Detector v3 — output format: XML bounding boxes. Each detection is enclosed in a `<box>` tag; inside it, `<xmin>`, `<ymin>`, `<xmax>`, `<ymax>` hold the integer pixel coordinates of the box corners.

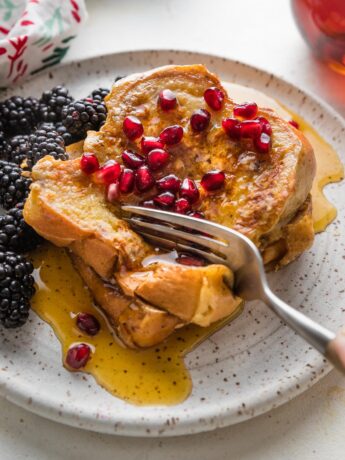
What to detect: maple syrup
<box><xmin>292</xmin><ymin>0</ymin><xmax>345</xmax><ymax>75</ymax></box>
<box><xmin>31</xmin><ymin>82</ymin><xmax>343</xmax><ymax>405</ymax></box>
<box><xmin>31</xmin><ymin>244</ymin><xmax>242</xmax><ymax>405</ymax></box>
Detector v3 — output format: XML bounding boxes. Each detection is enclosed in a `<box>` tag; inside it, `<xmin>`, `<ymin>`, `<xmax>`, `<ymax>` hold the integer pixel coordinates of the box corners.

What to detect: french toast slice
<box><xmin>24</xmin><ymin>64</ymin><xmax>316</xmax><ymax>347</ymax></box>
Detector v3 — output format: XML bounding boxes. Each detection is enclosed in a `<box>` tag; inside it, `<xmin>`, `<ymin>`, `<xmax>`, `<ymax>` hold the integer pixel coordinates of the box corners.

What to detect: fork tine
<box><xmin>122</xmin><ymin>205</ymin><xmax>234</xmax><ymax>240</ymax></box>
<box><xmin>137</xmin><ymin>232</ymin><xmax>227</xmax><ymax>265</ymax></box>
<box><xmin>124</xmin><ymin>217</ymin><xmax>228</xmax><ymax>255</ymax></box>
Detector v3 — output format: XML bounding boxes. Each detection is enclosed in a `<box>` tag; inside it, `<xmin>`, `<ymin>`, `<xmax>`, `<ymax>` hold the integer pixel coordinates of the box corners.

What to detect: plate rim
<box><xmin>0</xmin><ymin>48</ymin><xmax>344</xmax><ymax>437</ymax></box>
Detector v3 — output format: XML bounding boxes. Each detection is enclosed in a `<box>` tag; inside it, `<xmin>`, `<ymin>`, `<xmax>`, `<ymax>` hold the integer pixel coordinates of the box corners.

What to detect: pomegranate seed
<box><xmin>174</xmin><ymin>197</ymin><xmax>191</xmax><ymax>214</ymax></box>
<box><xmin>222</xmin><ymin>117</ymin><xmax>241</xmax><ymax>140</ymax></box>
<box><xmin>122</xmin><ymin>150</ymin><xmax>145</xmax><ymax>169</ymax></box>
<box><xmin>190</xmin><ymin>109</ymin><xmax>211</xmax><ymax>132</ymax></box>
<box><xmin>204</xmin><ymin>87</ymin><xmax>225</xmax><ymax>111</ymax></box>
<box><xmin>141</xmin><ymin>136</ymin><xmax>165</xmax><ymax>154</ymax></box>
<box><xmin>80</xmin><ymin>153</ymin><xmax>99</xmax><ymax>175</ymax></box>
<box><xmin>147</xmin><ymin>148</ymin><xmax>170</xmax><ymax>171</ymax></box>
<box><xmin>157</xmin><ymin>174</ymin><xmax>181</xmax><ymax>193</ymax></box>
<box><xmin>234</xmin><ymin>102</ymin><xmax>258</xmax><ymax>119</ymax></box>
<box><xmin>135</xmin><ymin>166</ymin><xmax>155</xmax><ymax>192</ymax></box>
<box><xmin>180</xmin><ymin>178</ymin><xmax>200</xmax><ymax>204</ymax></box>
<box><xmin>240</xmin><ymin>120</ymin><xmax>262</xmax><ymax>139</ymax></box>
<box><xmin>123</xmin><ymin>115</ymin><xmax>144</xmax><ymax>140</ymax></box>
<box><xmin>153</xmin><ymin>192</ymin><xmax>175</xmax><ymax>208</ymax></box>
<box><xmin>255</xmin><ymin>132</ymin><xmax>271</xmax><ymax>153</ymax></box>
<box><xmin>120</xmin><ymin>168</ymin><xmax>135</xmax><ymax>193</ymax></box>
<box><xmin>159</xmin><ymin>125</ymin><xmax>183</xmax><ymax>145</ymax></box>
<box><xmin>94</xmin><ymin>160</ymin><xmax>121</xmax><ymax>184</ymax></box>
<box><xmin>201</xmin><ymin>170</ymin><xmax>225</xmax><ymax>191</ymax></box>
<box><xmin>257</xmin><ymin>116</ymin><xmax>272</xmax><ymax>136</ymax></box>
<box><xmin>158</xmin><ymin>89</ymin><xmax>177</xmax><ymax>111</ymax></box>
<box><xmin>106</xmin><ymin>181</ymin><xmax>120</xmax><ymax>203</ymax></box>
<box><xmin>289</xmin><ymin>119</ymin><xmax>299</xmax><ymax>129</ymax></box>
<box><xmin>66</xmin><ymin>343</ymin><xmax>91</xmax><ymax>369</ymax></box>
<box><xmin>76</xmin><ymin>313</ymin><xmax>100</xmax><ymax>336</ymax></box>
<box><xmin>176</xmin><ymin>253</ymin><xmax>206</xmax><ymax>267</ymax></box>
<box><xmin>141</xmin><ymin>199</ymin><xmax>157</xmax><ymax>208</ymax></box>
<box><xmin>188</xmin><ymin>210</ymin><xmax>205</xmax><ymax>219</ymax></box>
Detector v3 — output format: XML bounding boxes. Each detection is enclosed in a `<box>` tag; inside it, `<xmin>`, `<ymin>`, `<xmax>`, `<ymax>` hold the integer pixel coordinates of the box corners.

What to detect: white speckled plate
<box><xmin>0</xmin><ymin>50</ymin><xmax>344</xmax><ymax>437</ymax></box>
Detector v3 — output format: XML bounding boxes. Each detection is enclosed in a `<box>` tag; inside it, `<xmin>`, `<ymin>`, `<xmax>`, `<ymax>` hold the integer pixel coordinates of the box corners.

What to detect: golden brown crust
<box><xmin>24</xmin><ymin>156</ymin><xmax>150</xmax><ymax>273</ymax></box>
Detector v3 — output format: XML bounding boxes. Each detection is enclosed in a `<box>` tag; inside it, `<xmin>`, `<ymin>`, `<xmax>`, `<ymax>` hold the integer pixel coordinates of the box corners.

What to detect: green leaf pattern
<box><xmin>0</xmin><ymin>0</ymin><xmax>22</xmax><ymax>23</ymax></box>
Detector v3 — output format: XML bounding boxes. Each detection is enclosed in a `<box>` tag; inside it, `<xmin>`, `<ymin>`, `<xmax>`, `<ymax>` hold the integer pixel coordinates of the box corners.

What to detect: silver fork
<box><xmin>122</xmin><ymin>205</ymin><xmax>345</xmax><ymax>374</ymax></box>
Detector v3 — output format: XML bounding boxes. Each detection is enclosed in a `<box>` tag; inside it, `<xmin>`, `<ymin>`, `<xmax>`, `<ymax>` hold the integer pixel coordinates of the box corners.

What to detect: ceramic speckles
<box><xmin>0</xmin><ymin>50</ymin><xmax>344</xmax><ymax>437</ymax></box>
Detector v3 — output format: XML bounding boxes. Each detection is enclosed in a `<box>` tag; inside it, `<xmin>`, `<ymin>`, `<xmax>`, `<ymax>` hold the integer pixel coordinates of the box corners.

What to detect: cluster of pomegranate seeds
<box><xmin>176</xmin><ymin>253</ymin><xmax>207</xmax><ymax>267</ymax></box>
<box><xmin>123</xmin><ymin>115</ymin><xmax>144</xmax><ymax>140</ymax></box>
<box><xmin>204</xmin><ymin>87</ymin><xmax>225</xmax><ymax>111</ymax></box>
<box><xmin>180</xmin><ymin>178</ymin><xmax>200</xmax><ymax>204</ymax></box>
<box><xmin>66</xmin><ymin>343</ymin><xmax>91</xmax><ymax>370</ymax></box>
<box><xmin>200</xmin><ymin>170</ymin><xmax>225</xmax><ymax>191</ymax></box>
<box><xmin>76</xmin><ymin>313</ymin><xmax>100</xmax><ymax>336</ymax></box>
<box><xmin>80</xmin><ymin>153</ymin><xmax>100</xmax><ymax>175</ymax></box>
<box><xmin>159</xmin><ymin>125</ymin><xmax>184</xmax><ymax>145</ymax></box>
<box><xmin>122</xmin><ymin>150</ymin><xmax>145</xmax><ymax>169</ymax></box>
<box><xmin>233</xmin><ymin>102</ymin><xmax>258</xmax><ymax>119</ymax></box>
<box><xmin>135</xmin><ymin>165</ymin><xmax>155</xmax><ymax>192</ymax></box>
<box><xmin>157</xmin><ymin>174</ymin><xmax>181</xmax><ymax>193</ymax></box>
<box><xmin>222</xmin><ymin>104</ymin><xmax>273</xmax><ymax>154</ymax></box>
<box><xmin>82</xmin><ymin>89</ymin><xmax>231</xmax><ymax>210</ymax></box>
<box><xmin>158</xmin><ymin>89</ymin><xmax>177</xmax><ymax>111</ymax></box>
<box><xmin>190</xmin><ymin>109</ymin><xmax>211</xmax><ymax>132</ymax></box>
<box><xmin>141</xmin><ymin>136</ymin><xmax>165</xmax><ymax>154</ymax></box>
<box><xmin>119</xmin><ymin>168</ymin><xmax>135</xmax><ymax>193</ymax></box>
<box><xmin>147</xmin><ymin>149</ymin><xmax>170</xmax><ymax>171</ymax></box>
<box><xmin>94</xmin><ymin>160</ymin><xmax>121</xmax><ymax>185</ymax></box>
<box><xmin>289</xmin><ymin>119</ymin><xmax>300</xmax><ymax>129</ymax></box>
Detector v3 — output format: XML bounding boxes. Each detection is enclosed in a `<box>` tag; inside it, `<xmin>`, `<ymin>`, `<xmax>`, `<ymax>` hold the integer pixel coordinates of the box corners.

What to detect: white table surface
<box><xmin>1</xmin><ymin>0</ymin><xmax>345</xmax><ymax>458</ymax></box>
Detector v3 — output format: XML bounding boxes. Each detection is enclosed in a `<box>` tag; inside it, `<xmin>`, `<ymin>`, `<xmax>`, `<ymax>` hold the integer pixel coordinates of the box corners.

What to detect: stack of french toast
<box><xmin>23</xmin><ymin>64</ymin><xmax>316</xmax><ymax>348</ymax></box>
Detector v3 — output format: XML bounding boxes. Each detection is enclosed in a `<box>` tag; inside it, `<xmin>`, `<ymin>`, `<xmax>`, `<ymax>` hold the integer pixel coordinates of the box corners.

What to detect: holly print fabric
<box><xmin>0</xmin><ymin>0</ymin><xmax>87</xmax><ymax>87</ymax></box>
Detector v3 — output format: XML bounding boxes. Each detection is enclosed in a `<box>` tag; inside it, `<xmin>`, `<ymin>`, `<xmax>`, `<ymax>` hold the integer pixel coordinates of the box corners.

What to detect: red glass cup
<box><xmin>291</xmin><ymin>0</ymin><xmax>345</xmax><ymax>75</ymax></box>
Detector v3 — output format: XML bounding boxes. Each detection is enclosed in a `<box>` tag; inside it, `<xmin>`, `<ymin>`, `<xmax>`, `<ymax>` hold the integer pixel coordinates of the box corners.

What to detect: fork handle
<box><xmin>262</xmin><ymin>286</ymin><xmax>345</xmax><ymax>374</ymax></box>
<box><xmin>325</xmin><ymin>332</ymin><xmax>345</xmax><ymax>374</ymax></box>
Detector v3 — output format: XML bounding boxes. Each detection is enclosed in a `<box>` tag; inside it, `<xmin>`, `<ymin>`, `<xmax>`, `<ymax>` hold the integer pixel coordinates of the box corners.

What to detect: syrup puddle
<box><xmin>31</xmin><ymin>245</ymin><xmax>243</xmax><ymax>405</ymax></box>
<box><xmin>30</xmin><ymin>82</ymin><xmax>343</xmax><ymax>406</ymax></box>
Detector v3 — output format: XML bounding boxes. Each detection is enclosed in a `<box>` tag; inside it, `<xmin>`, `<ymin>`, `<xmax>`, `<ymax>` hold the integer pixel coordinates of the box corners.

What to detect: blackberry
<box><xmin>90</xmin><ymin>87</ymin><xmax>109</xmax><ymax>102</ymax></box>
<box><xmin>0</xmin><ymin>129</ymin><xmax>8</xmax><ymax>159</ymax></box>
<box><xmin>0</xmin><ymin>96</ymin><xmax>39</xmax><ymax>135</ymax></box>
<box><xmin>27</xmin><ymin>124</ymin><xmax>67</xmax><ymax>168</ymax></box>
<box><xmin>0</xmin><ymin>160</ymin><xmax>31</xmax><ymax>210</ymax></box>
<box><xmin>0</xmin><ymin>203</ymin><xmax>42</xmax><ymax>252</ymax></box>
<box><xmin>61</xmin><ymin>99</ymin><xmax>107</xmax><ymax>141</ymax></box>
<box><xmin>55</xmin><ymin>122</ymin><xmax>75</xmax><ymax>146</ymax></box>
<box><xmin>0</xmin><ymin>250</ymin><xmax>35</xmax><ymax>328</ymax></box>
<box><xmin>4</xmin><ymin>135</ymin><xmax>30</xmax><ymax>166</ymax></box>
<box><xmin>38</xmin><ymin>85</ymin><xmax>74</xmax><ymax>123</ymax></box>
